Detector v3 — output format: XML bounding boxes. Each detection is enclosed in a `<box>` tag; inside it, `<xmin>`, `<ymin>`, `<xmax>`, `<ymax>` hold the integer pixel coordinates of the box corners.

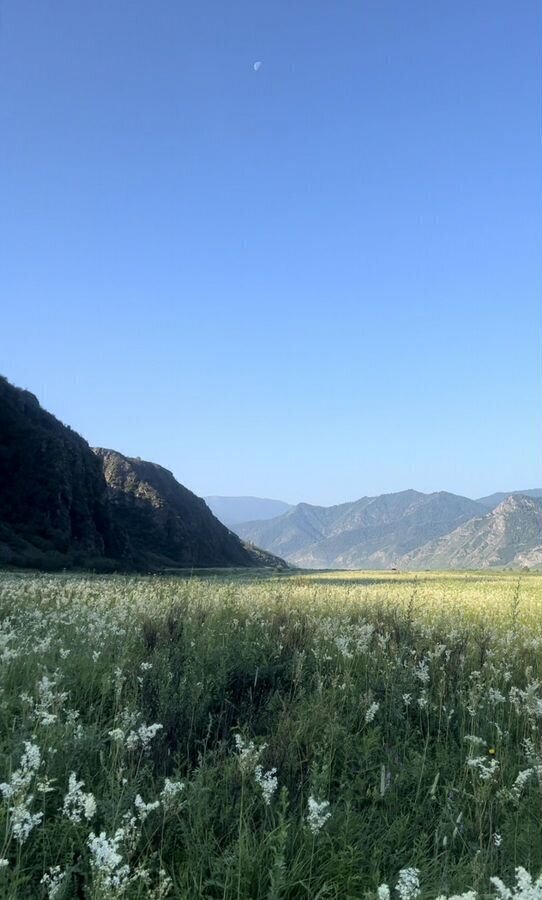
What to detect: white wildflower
<box><xmin>134</xmin><ymin>794</ymin><xmax>160</xmax><ymax>822</ymax></box>
<box><xmin>0</xmin><ymin>741</ymin><xmax>44</xmax><ymax>844</ymax></box>
<box><xmin>88</xmin><ymin>830</ymin><xmax>130</xmax><ymax>891</ymax></box>
<box><xmin>365</xmin><ymin>701</ymin><xmax>380</xmax><ymax>724</ymax></box>
<box><xmin>160</xmin><ymin>779</ymin><xmax>185</xmax><ymax>811</ymax></box>
<box><xmin>511</xmin><ymin>766</ymin><xmax>542</xmax><ymax>800</ymax></box>
<box><xmin>488</xmin><ymin>687</ymin><xmax>506</xmax><ymax>704</ymax></box>
<box><xmin>41</xmin><ymin>865</ymin><xmax>66</xmax><ymax>899</ymax></box>
<box><xmin>62</xmin><ymin>772</ymin><xmax>96</xmax><ymax>823</ymax></box>
<box><xmin>306</xmin><ymin>796</ymin><xmax>331</xmax><ymax>834</ymax></box>
<box><xmin>37</xmin><ymin>776</ymin><xmax>56</xmax><ymax>794</ymax></box>
<box><xmin>490</xmin><ymin>867</ymin><xmax>542</xmax><ymax>900</ymax></box>
<box><xmin>415</xmin><ymin>660</ymin><xmax>430</xmax><ymax>685</ymax></box>
<box><xmin>125</xmin><ymin>723</ymin><xmax>163</xmax><ymax>752</ymax></box>
<box><xmin>467</xmin><ymin>756</ymin><xmax>499</xmax><ymax>782</ymax></box>
<box><xmin>233</xmin><ymin>734</ymin><xmax>266</xmax><ymax>774</ymax></box>
<box><xmin>20</xmin><ymin>741</ymin><xmax>41</xmax><ymax>774</ymax></box>
<box><xmin>254</xmin><ymin>765</ymin><xmax>278</xmax><ymax>805</ymax></box>
<box><xmin>395</xmin><ymin>867</ymin><xmax>421</xmax><ymax>900</ymax></box>
<box><xmin>11</xmin><ymin>802</ymin><xmax>43</xmax><ymax>843</ymax></box>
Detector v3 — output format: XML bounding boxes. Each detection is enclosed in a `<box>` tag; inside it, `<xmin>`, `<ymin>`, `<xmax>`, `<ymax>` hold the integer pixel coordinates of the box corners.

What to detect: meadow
<box><xmin>0</xmin><ymin>569</ymin><xmax>541</xmax><ymax>899</ymax></box>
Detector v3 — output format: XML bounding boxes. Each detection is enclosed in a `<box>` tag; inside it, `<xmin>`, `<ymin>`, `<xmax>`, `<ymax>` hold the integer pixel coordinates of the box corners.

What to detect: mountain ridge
<box><xmin>95</xmin><ymin>449</ymin><xmax>284</xmax><ymax>570</ymax></box>
<box><xmin>234</xmin><ymin>490</ymin><xmax>541</xmax><ymax>570</ymax></box>
<box><xmin>402</xmin><ymin>495</ymin><xmax>542</xmax><ymax>569</ymax></box>
<box><xmin>0</xmin><ymin>376</ymin><xmax>285</xmax><ymax>572</ymax></box>
<box><xmin>475</xmin><ymin>489</ymin><xmax>542</xmax><ymax>510</ymax></box>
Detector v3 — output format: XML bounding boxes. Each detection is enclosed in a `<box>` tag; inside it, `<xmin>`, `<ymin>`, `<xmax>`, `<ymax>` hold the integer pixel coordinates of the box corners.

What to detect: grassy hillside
<box><xmin>0</xmin><ymin>569</ymin><xmax>540</xmax><ymax>898</ymax></box>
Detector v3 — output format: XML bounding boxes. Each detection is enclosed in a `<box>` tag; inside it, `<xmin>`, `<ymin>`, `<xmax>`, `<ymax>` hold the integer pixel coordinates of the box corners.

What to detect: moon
<box><xmin>253</xmin><ymin>61</ymin><xmax>262</xmax><ymax>72</ymax></box>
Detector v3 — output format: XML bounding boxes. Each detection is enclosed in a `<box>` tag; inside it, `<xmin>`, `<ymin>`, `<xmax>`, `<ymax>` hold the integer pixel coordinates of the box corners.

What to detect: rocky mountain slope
<box><xmin>0</xmin><ymin>375</ymin><xmax>121</xmax><ymax>569</ymax></box>
<box><xmin>476</xmin><ymin>489</ymin><xmax>542</xmax><ymax>510</ymax></box>
<box><xmin>0</xmin><ymin>376</ymin><xmax>284</xmax><ymax>571</ymax></box>
<box><xmin>204</xmin><ymin>496</ymin><xmax>292</xmax><ymax>526</ymax></box>
<box><xmin>402</xmin><ymin>495</ymin><xmax>542</xmax><ymax>569</ymax></box>
<box><xmin>96</xmin><ymin>449</ymin><xmax>284</xmax><ymax>569</ymax></box>
<box><xmin>234</xmin><ymin>490</ymin><xmax>487</xmax><ymax>569</ymax></box>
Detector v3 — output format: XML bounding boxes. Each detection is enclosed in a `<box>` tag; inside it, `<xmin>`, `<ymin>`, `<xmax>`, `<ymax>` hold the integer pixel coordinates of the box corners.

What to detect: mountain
<box><xmin>0</xmin><ymin>375</ymin><xmax>120</xmax><ymax>569</ymax></box>
<box><xmin>0</xmin><ymin>375</ymin><xmax>285</xmax><ymax>571</ymax></box>
<box><xmin>95</xmin><ymin>449</ymin><xmax>285</xmax><ymax>570</ymax></box>
<box><xmin>234</xmin><ymin>490</ymin><xmax>487</xmax><ymax>569</ymax></box>
<box><xmin>204</xmin><ymin>496</ymin><xmax>293</xmax><ymax>526</ymax></box>
<box><xmin>476</xmin><ymin>489</ymin><xmax>542</xmax><ymax>510</ymax></box>
<box><xmin>403</xmin><ymin>495</ymin><xmax>542</xmax><ymax>569</ymax></box>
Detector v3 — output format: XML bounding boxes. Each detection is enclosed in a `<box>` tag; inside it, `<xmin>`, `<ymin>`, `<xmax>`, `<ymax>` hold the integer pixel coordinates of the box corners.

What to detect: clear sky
<box><xmin>1</xmin><ymin>1</ymin><xmax>540</xmax><ymax>505</ymax></box>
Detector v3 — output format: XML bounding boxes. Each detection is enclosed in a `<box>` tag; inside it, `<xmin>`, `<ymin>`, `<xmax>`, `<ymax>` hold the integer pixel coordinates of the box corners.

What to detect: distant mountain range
<box><xmin>204</xmin><ymin>496</ymin><xmax>293</xmax><ymax>526</ymax></box>
<box><xmin>0</xmin><ymin>376</ymin><xmax>285</xmax><ymax>571</ymax></box>
<box><xmin>233</xmin><ymin>489</ymin><xmax>542</xmax><ymax>570</ymax></box>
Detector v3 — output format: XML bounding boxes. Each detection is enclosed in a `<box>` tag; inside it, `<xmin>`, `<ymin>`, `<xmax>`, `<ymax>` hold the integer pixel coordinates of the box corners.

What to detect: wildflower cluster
<box><xmin>0</xmin><ymin>741</ymin><xmax>43</xmax><ymax>843</ymax></box>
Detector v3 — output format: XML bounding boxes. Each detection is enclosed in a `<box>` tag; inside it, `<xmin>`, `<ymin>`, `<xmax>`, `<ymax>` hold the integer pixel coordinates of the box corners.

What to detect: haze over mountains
<box><xmin>231</xmin><ymin>490</ymin><xmax>542</xmax><ymax>570</ymax></box>
<box><xmin>204</xmin><ymin>496</ymin><xmax>293</xmax><ymax>526</ymax></box>
<box><xmin>0</xmin><ymin>376</ymin><xmax>284</xmax><ymax>571</ymax></box>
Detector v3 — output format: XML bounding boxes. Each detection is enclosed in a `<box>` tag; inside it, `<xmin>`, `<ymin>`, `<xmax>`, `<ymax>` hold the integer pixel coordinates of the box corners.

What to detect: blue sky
<box><xmin>1</xmin><ymin>1</ymin><xmax>540</xmax><ymax>505</ymax></box>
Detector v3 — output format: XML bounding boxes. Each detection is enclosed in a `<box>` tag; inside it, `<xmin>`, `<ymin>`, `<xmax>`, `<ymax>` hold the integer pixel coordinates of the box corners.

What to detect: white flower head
<box><xmin>41</xmin><ymin>865</ymin><xmax>66</xmax><ymax>899</ymax></box>
<box><xmin>134</xmin><ymin>793</ymin><xmax>160</xmax><ymax>822</ymax></box>
<box><xmin>233</xmin><ymin>734</ymin><xmax>266</xmax><ymax>774</ymax></box>
<box><xmin>395</xmin><ymin>868</ymin><xmax>421</xmax><ymax>900</ymax></box>
<box><xmin>160</xmin><ymin>778</ymin><xmax>185</xmax><ymax>811</ymax></box>
<box><xmin>365</xmin><ymin>701</ymin><xmax>380</xmax><ymax>724</ymax></box>
<box><xmin>306</xmin><ymin>796</ymin><xmax>331</xmax><ymax>834</ymax></box>
<box><xmin>62</xmin><ymin>772</ymin><xmax>96</xmax><ymax>823</ymax></box>
<box><xmin>125</xmin><ymin>723</ymin><xmax>163</xmax><ymax>752</ymax></box>
<box><xmin>254</xmin><ymin>765</ymin><xmax>278</xmax><ymax>805</ymax></box>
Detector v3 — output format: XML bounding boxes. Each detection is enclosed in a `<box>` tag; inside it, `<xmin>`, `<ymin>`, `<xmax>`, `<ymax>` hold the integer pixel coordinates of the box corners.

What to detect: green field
<box><xmin>0</xmin><ymin>570</ymin><xmax>541</xmax><ymax>899</ymax></box>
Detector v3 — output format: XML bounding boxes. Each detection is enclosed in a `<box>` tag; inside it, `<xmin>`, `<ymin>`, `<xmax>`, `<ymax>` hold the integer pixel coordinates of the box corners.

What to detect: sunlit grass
<box><xmin>0</xmin><ymin>569</ymin><xmax>540</xmax><ymax>898</ymax></box>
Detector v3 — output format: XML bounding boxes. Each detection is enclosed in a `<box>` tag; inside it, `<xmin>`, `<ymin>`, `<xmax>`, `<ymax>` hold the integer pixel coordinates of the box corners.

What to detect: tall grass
<box><xmin>0</xmin><ymin>570</ymin><xmax>540</xmax><ymax>898</ymax></box>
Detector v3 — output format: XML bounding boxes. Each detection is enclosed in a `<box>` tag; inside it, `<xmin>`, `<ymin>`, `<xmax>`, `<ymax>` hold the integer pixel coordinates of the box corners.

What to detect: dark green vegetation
<box><xmin>0</xmin><ymin>376</ymin><xmax>120</xmax><ymax>570</ymax></box>
<box><xmin>0</xmin><ymin>570</ymin><xmax>541</xmax><ymax>899</ymax></box>
<box><xmin>0</xmin><ymin>377</ymin><xmax>284</xmax><ymax>572</ymax></box>
<box><xmin>234</xmin><ymin>491</ymin><xmax>542</xmax><ymax>570</ymax></box>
